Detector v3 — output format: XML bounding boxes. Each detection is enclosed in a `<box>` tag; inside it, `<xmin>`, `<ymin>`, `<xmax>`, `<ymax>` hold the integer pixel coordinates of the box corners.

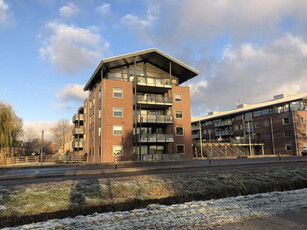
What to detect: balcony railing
<box><xmin>214</xmin><ymin>120</ymin><xmax>232</xmax><ymax>127</ymax></box>
<box><xmin>192</xmin><ymin>133</ymin><xmax>200</xmax><ymax>139</ymax></box>
<box><xmin>134</xmin><ymin>114</ymin><xmax>173</xmax><ymax>124</ymax></box>
<box><xmin>135</xmin><ymin>76</ymin><xmax>172</xmax><ymax>88</ymax></box>
<box><xmin>73</xmin><ymin>114</ymin><xmax>84</xmax><ymax>122</ymax></box>
<box><xmin>72</xmin><ymin>140</ymin><xmax>83</xmax><ymax>148</ymax></box>
<box><xmin>134</xmin><ymin>95</ymin><xmax>173</xmax><ymax>106</ymax></box>
<box><xmin>191</xmin><ymin>125</ymin><xmax>200</xmax><ymax>131</ymax></box>
<box><xmin>215</xmin><ymin>130</ymin><xmax>232</xmax><ymax>137</ymax></box>
<box><xmin>72</xmin><ymin>127</ymin><xmax>83</xmax><ymax>135</ymax></box>
<box><xmin>135</xmin><ymin>134</ymin><xmax>174</xmax><ymax>143</ymax></box>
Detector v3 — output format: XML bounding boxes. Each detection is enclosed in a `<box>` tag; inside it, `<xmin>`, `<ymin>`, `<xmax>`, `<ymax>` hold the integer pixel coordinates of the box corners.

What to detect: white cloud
<box><xmin>0</xmin><ymin>0</ymin><xmax>14</xmax><ymax>29</ymax></box>
<box><xmin>56</xmin><ymin>84</ymin><xmax>87</xmax><ymax>103</ymax></box>
<box><xmin>96</xmin><ymin>3</ymin><xmax>110</xmax><ymax>15</ymax></box>
<box><xmin>23</xmin><ymin>121</ymin><xmax>57</xmax><ymax>141</ymax></box>
<box><xmin>59</xmin><ymin>2</ymin><xmax>79</xmax><ymax>18</ymax></box>
<box><xmin>39</xmin><ymin>22</ymin><xmax>110</xmax><ymax>74</ymax></box>
<box><xmin>190</xmin><ymin>34</ymin><xmax>307</xmax><ymax>116</ymax></box>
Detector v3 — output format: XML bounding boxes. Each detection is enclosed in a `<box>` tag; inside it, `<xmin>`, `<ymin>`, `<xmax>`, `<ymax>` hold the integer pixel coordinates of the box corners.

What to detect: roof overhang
<box><xmin>84</xmin><ymin>48</ymin><xmax>199</xmax><ymax>91</ymax></box>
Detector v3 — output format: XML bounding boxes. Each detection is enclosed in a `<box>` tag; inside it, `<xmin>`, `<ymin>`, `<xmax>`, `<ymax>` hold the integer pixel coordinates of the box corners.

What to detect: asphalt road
<box><xmin>0</xmin><ymin>156</ymin><xmax>306</xmax><ymax>186</ymax></box>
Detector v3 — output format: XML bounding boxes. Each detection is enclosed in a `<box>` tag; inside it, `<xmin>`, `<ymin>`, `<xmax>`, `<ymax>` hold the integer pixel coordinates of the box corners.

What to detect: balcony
<box><xmin>134</xmin><ymin>95</ymin><xmax>172</xmax><ymax>109</ymax></box>
<box><xmin>135</xmin><ymin>134</ymin><xmax>174</xmax><ymax>143</ymax></box>
<box><xmin>134</xmin><ymin>75</ymin><xmax>172</xmax><ymax>93</ymax></box>
<box><xmin>214</xmin><ymin>120</ymin><xmax>232</xmax><ymax>127</ymax></box>
<box><xmin>72</xmin><ymin>127</ymin><xmax>83</xmax><ymax>135</ymax></box>
<box><xmin>191</xmin><ymin>125</ymin><xmax>200</xmax><ymax>131</ymax></box>
<box><xmin>134</xmin><ymin>114</ymin><xmax>173</xmax><ymax>124</ymax></box>
<box><xmin>192</xmin><ymin>133</ymin><xmax>200</xmax><ymax>139</ymax></box>
<box><xmin>215</xmin><ymin>130</ymin><xmax>232</xmax><ymax>137</ymax></box>
<box><xmin>73</xmin><ymin>113</ymin><xmax>84</xmax><ymax>122</ymax></box>
<box><xmin>72</xmin><ymin>140</ymin><xmax>83</xmax><ymax>148</ymax></box>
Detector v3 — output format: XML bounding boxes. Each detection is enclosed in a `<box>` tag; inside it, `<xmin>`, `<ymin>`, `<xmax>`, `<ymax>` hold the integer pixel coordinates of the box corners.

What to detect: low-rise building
<box><xmin>192</xmin><ymin>93</ymin><xmax>307</xmax><ymax>156</ymax></box>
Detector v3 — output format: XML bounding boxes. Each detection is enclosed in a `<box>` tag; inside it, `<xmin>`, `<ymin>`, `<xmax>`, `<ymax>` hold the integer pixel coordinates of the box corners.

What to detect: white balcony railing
<box><xmin>134</xmin><ymin>114</ymin><xmax>173</xmax><ymax>124</ymax></box>
<box><xmin>135</xmin><ymin>134</ymin><xmax>174</xmax><ymax>143</ymax></box>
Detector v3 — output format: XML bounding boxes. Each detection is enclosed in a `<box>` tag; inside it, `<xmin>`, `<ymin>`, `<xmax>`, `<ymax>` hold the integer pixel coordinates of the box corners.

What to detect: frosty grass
<box><xmin>5</xmin><ymin>188</ymin><xmax>307</xmax><ymax>230</ymax></box>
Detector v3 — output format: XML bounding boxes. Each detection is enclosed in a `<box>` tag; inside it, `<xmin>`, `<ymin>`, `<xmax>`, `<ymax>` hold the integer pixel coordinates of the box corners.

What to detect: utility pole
<box><xmin>199</xmin><ymin>121</ymin><xmax>203</xmax><ymax>158</ymax></box>
<box><xmin>41</xmin><ymin>130</ymin><xmax>44</xmax><ymax>167</ymax></box>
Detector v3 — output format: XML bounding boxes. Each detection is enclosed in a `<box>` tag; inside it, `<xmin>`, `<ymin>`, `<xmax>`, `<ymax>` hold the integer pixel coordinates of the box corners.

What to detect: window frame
<box><xmin>283</xmin><ymin>117</ymin><xmax>289</xmax><ymax>125</ymax></box>
<box><xmin>113</xmin><ymin>107</ymin><xmax>123</xmax><ymax>117</ymax></box>
<box><xmin>113</xmin><ymin>88</ymin><xmax>123</xmax><ymax>98</ymax></box>
<box><xmin>174</xmin><ymin>93</ymin><xmax>183</xmax><ymax>102</ymax></box>
<box><xmin>113</xmin><ymin>145</ymin><xmax>123</xmax><ymax>156</ymax></box>
<box><xmin>176</xmin><ymin>144</ymin><xmax>185</xmax><ymax>154</ymax></box>
<box><xmin>113</xmin><ymin>125</ymin><xmax>123</xmax><ymax>136</ymax></box>
<box><xmin>285</xmin><ymin>144</ymin><xmax>292</xmax><ymax>151</ymax></box>
<box><xmin>176</xmin><ymin>126</ymin><xmax>184</xmax><ymax>136</ymax></box>
<box><xmin>175</xmin><ymin>110</ymin><xmax>183</xmax><ymax>119</ymax></box>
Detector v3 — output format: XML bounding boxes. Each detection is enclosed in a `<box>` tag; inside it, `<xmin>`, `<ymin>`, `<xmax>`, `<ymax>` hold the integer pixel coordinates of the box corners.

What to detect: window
<box><xmin>254</xmin><ymin>122</ymin><xmax>260</xmax><ymax>128</ymax></box>
<box><xmin>175</xmin><ymin>110</ymin><xmax>183</xmax><ymax>119</ymax></box>
<box><xmin>90</xmin><ymin>100</ymin><xmax>92</xmax><ymax>108</ymax></box>
<box><xmin>284</xmin><ymin>130</ymin><xmax>290</xmax><ymax>137</ymax></box>
<box><xmin>98</xmin><ymin>127</ymin><xmax>101</xmax><ymax>136</ymax></box>
<box><xmin>302</xmin><ymin>130</ymin><xmax>306</xmax><ymax>137</ymax></box>
<box><xmin>262</xmin><ymin>109</ymin><xmax>270</xmax><ymax>116</ymax></box>
<box><xmin>113</xmin><ymin>88</ymin><xmax>123</xmax><ymax>98</ymax></box>
<box><xmin>113</xmin><ymin>107</ymin><xmax>123</xmax><ymax>117</ymax></box>
<box><xmin>99</xmin><ymin>146</ymin><xmax>101</xmax><ymax>155</ymax></box>
<box><xmin>99</xmin><ymin>109</ymin><xmax>101</xmax><ymax>118</ymax></box>
<box><xmin>176</xmin><ymin>144</ymin><xmax>185</xmax><ymax>154</ymax></box>
<box><xmin>285</xmin><ymin>144</ymin><xmax>292</xmax><ymax>151</ymax></box>
<box><xmin>265</xmin><ymin>132</ymin><xmax>271</xmax><ymax>139</ymax></box>
<box><xmin>283</xmin><ymin>117</ymin><xmax>289</xmax><ymax>124</ymax></box>
<box><xmin>174</xmin><ymin>93</ymin><xmax>182</xmax><ymax>102</ymax></box>
<box><xmin>256</xmin><ymin>133</ymin><xmax>261</xmax><ymax>140</ymax></box>
<box><xmin>113</xmin><ymin>125</ymin><xmax>123</xmax><ymax>136</ymax></box>
<box><xmin>99</xmin><ymin>90</ymin><xmax>102</xmax><ymax>100</ymax></box>
<box><xmin>90</xmin><ymin>115</ymin><xmax>92</xmax><ymax>124</ymax></box>
<box><xmin>113</xmin><ymin>145</ymin><xmax>123</xmax><ymax>156</ymax></box>
<box><xmin>176</xmin><ymin>127</ymin><xmax>184</xmax><ymax>136</ymax></box>
<box><xmin>253</xmin><ymin>110</ymin><xmax>261</xmax><ymax>117</ymax></box>
<box><xmin>93</xmin><ymin>98</ymin><xmax>95</xmax><ymax>105</ymax></box>
<box><xmin>300</xmin><ymin>117</ymin><xmax>305</xmax><ymax>124</ymax></box>
<box><xmin>264</xmin><ymin>120</ymin><xmax>270</xmax><ymax>127</ymax></box>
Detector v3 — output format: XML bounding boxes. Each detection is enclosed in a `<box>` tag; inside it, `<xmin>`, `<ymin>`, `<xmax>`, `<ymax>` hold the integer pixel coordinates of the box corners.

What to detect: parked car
<box><xmin>302</xmin><ymin>147</ymin><xmax>307</xmax><ymax>156</ymax></box>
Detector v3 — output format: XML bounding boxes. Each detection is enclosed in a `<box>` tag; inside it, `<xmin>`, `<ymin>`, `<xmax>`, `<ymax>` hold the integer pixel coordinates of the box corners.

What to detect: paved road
<box><xmin>0</xmin><ymin>157</ymin><xmax>306</xmax><ymax>186</ymax></box>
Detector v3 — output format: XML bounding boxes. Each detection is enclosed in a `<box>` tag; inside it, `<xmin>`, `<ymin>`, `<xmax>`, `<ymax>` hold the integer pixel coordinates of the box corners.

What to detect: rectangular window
<box><xmin>93</xmin><ymin>98</ymin><xmax>95</xmax><ymax>105</ymax></box>
<box><xmin>283</xmin><ymin>117</ymin><xmax>289</xmax><ymax>124</ymax></box>
<box><xmin>285</xmin><ymin>144</ymin><xmax>292</xmax><ymax>151</ymax></box>
<box><xmin>176</xmin><ymin>144</ymin><xmax>185</xmax><ymax>154</ymax></box>
<box><xmin>300</xmin><ymin>117</ymin><xmax>305</xmax><ymax>124</ymax></box>
<box><xmin>265</xmin><ymin>132</ymin><xmax>271</xmax><ymax>139</ymax></box>
<box><xmin>234</xmin><ymin>125</ymin><xmax>239</xmax><ymax>131</ymax></box>
<box><xmin>90</xmin><ymin>115</ymin><xmax>92</xmax><ymax>124</ymax></box>
<box><xmin>175</xmin><ymin>110</ymin><xmax>183</xmax><ymax>119</ymax></box>
<box><xmin>284</xmin><ymin>130</ymin><xmax>290</xmax><ymax>137</ymax></box>
<box><xmin>98</xmin><ymin>127</ymin><xmax>101</xmax><ymax>136</ymax></box>
<box><xmin>113</xmin><ymin>125</ymin><xmax>123</xmax><ymax>136</ymax></box>
<box><xmin>176</xmin><ymin>126</ymin><xmax>184</xmax><ymax>136</ymax></box>
<box><xmin>264</xmin><ymin>120</ymin><xmax>270</xmax><ymax>127</ymax></box>
<box><xmin>99</xmin><ymin>146</ymin><xmax>101</xmax><ymax>155</ymax></box>
<box><xmin>90</xmin><ymin>100</ymin><xmax>92</xmax><ymax>108</ymax></box>
<box><xmin>253</xmin><ymin>110</ymin><xmax>261</xmax><ymax>117</ymax></box>
<box><xmin>113</xmin><ymin>145</ymin><xmax>123</xmax><ymax>156</ymax></box>
<box><xmin>174</xmin><ymin>93</ymin><xmax>182</xmax><ymax>102</ymax></box>
<box><xmin>99</xmin><ymin>90</ymin><xmax>102</xmax><ymax>100</ymax></box>
<box><xmin>254</xmin><ymin>122</ymin><xmax>260</xmax><ymax>128</ymax></box>
<box><xmin>113</xmin><ymin>107</ymin><xmax>123</xmax><ymax>117</ymax></box>
<box><xmin>302</xmin><ymin>130</ymin><xmax>306</xmax><ymax>137</ymax></box>
<box><xmin>113</xmin><ymin>88</ymin><xmax>123</xmax><ymax>98</ymax></box>
<box><xmin>256</xmin><ymin>133</ymin><xmax>261</xmax><ymax>140</ymax></box>
<box><xmin>99</xmin><ymin>109</ymin><xmax>101</xmax><ymax>118</ymax></box>
<box><xmin>262</xmin><ymin>109</ymin><xmax>270</xmax><ymax>116</ymax></box>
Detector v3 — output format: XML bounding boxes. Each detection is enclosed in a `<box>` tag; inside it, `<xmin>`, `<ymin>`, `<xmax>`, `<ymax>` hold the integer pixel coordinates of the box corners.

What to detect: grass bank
<box><xmin>1</xmin><ymin>166</ymin><xmax>307</xmax><ymax>228</ymax></box>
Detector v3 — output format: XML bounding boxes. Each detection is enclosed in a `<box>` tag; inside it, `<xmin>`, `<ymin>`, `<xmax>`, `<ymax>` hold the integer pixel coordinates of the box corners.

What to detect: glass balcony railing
<box><xmin>72</xmin><ymin>127</ymin><xmax>83</xmax><ymax>135</ymax></box>
<box><xmin>72</xmin><ymin>113</ymin><xmax>84</xmax><ymax>122</ymax></box>
<box><xmin>134</xmin><ymin>114</ymin><xmax>173</xmax><ymax>124</ymax></box>
<box><xmin>134</xmin><ymin>95</ymin><xmax>172</xmax><ymax>106</ymax></box>
<box><xmin>72</xmin><ymin>140</ymin><xmax>83</xmax><ymax>148</ymax></box>
<box><xmin>135</xmin><ymin>76</ymin><xmax>172</xmax><ymax>88</ymax></box>
<box><xmin>135</xmin><ymin>134</ymin><xmax>174</xmax><ymax>143</ymax></box>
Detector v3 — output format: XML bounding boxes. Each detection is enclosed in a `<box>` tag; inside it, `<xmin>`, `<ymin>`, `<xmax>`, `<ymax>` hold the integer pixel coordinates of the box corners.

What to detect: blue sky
<box><xmin>1</xmin><ymin>0</ymin><xmax>307</xmax><ymax>139</ymax></box>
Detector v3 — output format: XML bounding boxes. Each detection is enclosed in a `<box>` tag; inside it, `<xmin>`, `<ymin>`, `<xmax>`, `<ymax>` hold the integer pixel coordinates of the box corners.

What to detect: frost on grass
<box><xmin>5</xmin><ymin>188</ymin><xmax>307</xmax><ymax>230</ymax></box>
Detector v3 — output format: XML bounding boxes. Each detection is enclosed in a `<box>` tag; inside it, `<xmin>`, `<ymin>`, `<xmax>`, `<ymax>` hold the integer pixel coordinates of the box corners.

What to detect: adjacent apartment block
<box><xmin>192</xmin><ymin>93</ymin><xmax>307</xmax><ymax>156</ymax></box>
<box><xmin>73</xmin><ymin>48</ymin><xmax>199</xmax><ymax>162</ymax></box>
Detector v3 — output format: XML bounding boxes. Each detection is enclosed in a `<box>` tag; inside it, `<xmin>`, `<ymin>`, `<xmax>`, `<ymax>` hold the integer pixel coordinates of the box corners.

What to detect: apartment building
<box><xmin>192</xmin><ymin>93</ymin><xmax>307</xmax><ymax>156</ymax></box>
<box><xmin>77</xmin><ymin>48</ymin><xmax>198</xmax><ymax>162</ymax></box>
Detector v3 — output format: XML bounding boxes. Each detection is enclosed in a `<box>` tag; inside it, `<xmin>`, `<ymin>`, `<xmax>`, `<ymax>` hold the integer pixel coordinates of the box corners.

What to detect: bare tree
<box><xmin>0</xmin><ymin>101</ymin><xmax>23</xmax><ymax>163</ymax></box>
<box><xmin>51</xmin><ymin>119</ymin><xmax>72</xmax><ymax>153</ymax></box>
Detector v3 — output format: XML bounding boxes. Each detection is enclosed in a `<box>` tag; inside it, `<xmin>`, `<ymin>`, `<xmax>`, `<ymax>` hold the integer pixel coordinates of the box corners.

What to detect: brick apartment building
<box><xmin>71</xmin><ymin>48</ymin><xmax>199</xmax><ymax>162</ymax></box>
<box><xmin>192</xmin><ymin>93</ymin><xmax>307</xmax><ymax>156</ymax></box>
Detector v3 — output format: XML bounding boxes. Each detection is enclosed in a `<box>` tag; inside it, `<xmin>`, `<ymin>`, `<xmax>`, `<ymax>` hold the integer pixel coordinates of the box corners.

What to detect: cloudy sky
<box><xmin>1</xmin><ymin>0</ymin><xmax>307</xmax><ymax>139</ymax></box>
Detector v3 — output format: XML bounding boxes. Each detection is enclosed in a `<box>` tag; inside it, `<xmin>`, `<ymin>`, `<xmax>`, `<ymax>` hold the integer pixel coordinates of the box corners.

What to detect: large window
<box><xmin>283</xmin><ymin>117</ymin><xmax>289</xmax><ymax>124</ymax></box>
<box><xmin>176</xmin><ymin>126</ymin><xmax>184</xmax><ymax>136</ymax></box>
<box><xmin>113</xmin><ymin>125</ymin><xmax>123</xmax><ymax>136</ymax></box>
<box><xmin>175</xmin><ymin>110</ymin><xmax>183</xmax><ymax>119</ymax></box>
<box><xmin>176</xmin><ymin>144</ymin><xmax>185</xmax><ymax>154</ymax></box>
<box><xmin>113</xmin><ymin>88</ymin><xmax>123</xmax><ymax>98</ymax></box>
<box><xmin>113</xmin><ymin>107</ymin><xmax>123</xmax><ymax>117</ymax></box>
<box><xmin>113</xmin><ymin>145</ymin><xmax>123</xmax><ymax>156</ymax></box>
<box><xmin>174</xmin><ymin>93</ymin><xmax>182</xmax><ymax>102</ymax></box>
